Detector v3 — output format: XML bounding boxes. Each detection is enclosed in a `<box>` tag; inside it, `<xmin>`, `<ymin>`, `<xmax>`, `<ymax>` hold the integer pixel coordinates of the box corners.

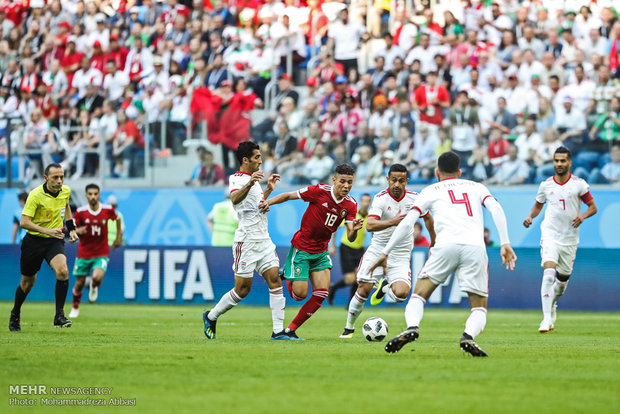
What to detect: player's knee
<box><xmin>393</xmin><ymin>286</ymin><xmax>410</xmax><ymax>301</ymax></box>
<box><xmin>21</xmin><ymin>278</ymin><xmax>35</xmax><ymax>292</ymax></box>
<box><xmin>292</xmin><ymin>287</ymin><xmax>307</xmax><ymax>301</ymax></box>
<box><xmin>56</xmin><ymin>266</ymin><xmax>69</xmax><ymax>280</ymax></box>
<box><xmin>235</xmin><ymin>285</ymin><xmax>251</xmax><ymax>298</ymax></box>
<box><xmin>357</xmin><ymin>283</ymin><xmax>373</xmax><ymax>298</ymax></box>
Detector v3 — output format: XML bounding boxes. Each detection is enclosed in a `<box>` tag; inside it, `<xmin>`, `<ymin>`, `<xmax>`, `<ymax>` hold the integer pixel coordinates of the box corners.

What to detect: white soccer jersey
<box><xmin>413</xmin><ymin>178</ymin><xmax>493</xmax><ymax>248</ymax></box>
<box><xmin>228</xmin><ymin>171</ymin><xmax>270</xmax><ymax>242</ymax></box>
<box><xmin>367</xmin><ymin>189</ymin><xmax>426</xmax><ymax>258</ymax></box>
<box><xmin>536</xmin><ymin>174</ymin><xmax>592</xmax><ymax>246</ymax></box>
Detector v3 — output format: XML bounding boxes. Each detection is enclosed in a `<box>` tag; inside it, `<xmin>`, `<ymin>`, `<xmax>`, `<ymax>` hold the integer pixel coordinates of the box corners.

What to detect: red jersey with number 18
<box><xmin>73</xmin><ymin>204</ymin><xmax>118</xmax><ymax>259</ymax></box>
<box><xmin>291</xmin><ymin>184</ymin><xmax>357</xmax><ymax>254</ymax></box>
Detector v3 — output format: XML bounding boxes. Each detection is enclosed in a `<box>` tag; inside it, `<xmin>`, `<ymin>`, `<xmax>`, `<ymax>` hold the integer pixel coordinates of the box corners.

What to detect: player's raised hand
<box><xmin>258</xmin><ymin>200</ymin><xmax>270</xmax><ymax>213</ymax></box>
<box><xmin>369</xmin><ymin>253</ymin><xmax>388</xmax><ymax>275</ymax></box>
<box><xmin>500</xmin><ymin>244</ymin><xmax>517</xmax><ymax>271</ymax></box>
<box><xmin>391</xmin><ymin>209</ymin><xmax>407</xmax><ymax>226</ymax></box>
<box><xmin>251</xmin><ymin>170</ymin><xmax>264</xmax><ymax>183</ymax></box>
<box><xmin>352</xmin><ymin>218</ymin><xmax>364</xmax><ymax>231</ymax></box>
<box><xmin>47</xmin><ymin>227</ymin><xmax>65</xmax><ymax>239</ymax></box>
<box><xmin>572</xmin><ymin>215</ymin><xmax>584</xmax><ymax>228</ymax></box>
<box><xmin>523</xmin><ymin>217</ymin><xmax>533</xmax><ymax>228</ymax></box>
<box><xmin>266</xmin><ymin>174</ymin><xmax>281</xmax><ymax>190</ymax></box>
<box><xmin>69</xmin><ymin>230</ymin><xmax>79</xmax><ymax>243</ymax></box>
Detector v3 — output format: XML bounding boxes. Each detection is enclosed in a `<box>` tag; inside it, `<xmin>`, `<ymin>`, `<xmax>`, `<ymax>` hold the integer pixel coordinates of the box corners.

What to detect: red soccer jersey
<box><xmin>73</xmin><ymin>204</ymin><xmax>118</xmax><ymax>259</ymax></box>
<box><xmin>291</xmin><ymin>184</ymin><xmax>357</xmax><ymax>254</ymax></box>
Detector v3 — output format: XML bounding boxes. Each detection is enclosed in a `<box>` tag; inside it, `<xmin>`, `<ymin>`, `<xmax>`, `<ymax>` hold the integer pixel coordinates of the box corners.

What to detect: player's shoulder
<box><xmin>374</xmin><ymin>189</ymin><xmax>389</xmax><ymax>198</ymax></box>
<box><xmin>405</xmin><ymin>190</ymin><xmax>419</xmax><ymax>198</ymax></box>
<box><xmin>317</xmin><ymin>183</ymin><xmax>332</xmax><ymax>192</ymax></box>
<box><xmin>76</xmin><ymin>205</ymin><xmax>90</xmax><ymax>213</ymax></box>
<box><xmin>230</xmin><ymin>171</ymin><xmax>250</xmax><ymax>181</ymax></box>
<box><xmin>569</xmin><ymin>174</ymin><xmax>588</xmax><ymax>185</ymax></box>
<box><xmin>344</xmin><ymin>194</ymin><xmax>357</xmax><ymax>206</ymax></box>
<box><xmin>100</xmin><ymin>203</ymin><xmax>115</xmax><ymax>211</ymax></box>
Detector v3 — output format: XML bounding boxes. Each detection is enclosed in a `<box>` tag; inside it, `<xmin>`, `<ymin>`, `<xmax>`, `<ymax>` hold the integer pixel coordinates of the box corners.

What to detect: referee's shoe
<box><xmin>54</xmin><ymin>312</ymin><xmax>72</xmax><ymax>328</ymax></box>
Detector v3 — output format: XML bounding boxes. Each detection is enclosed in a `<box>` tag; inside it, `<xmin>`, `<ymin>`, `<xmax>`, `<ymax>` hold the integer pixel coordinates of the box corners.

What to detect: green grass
<box><xmin>1</xmin><ymin>303</ymin><xmax>619</xmax><ymax>414</ymax></box>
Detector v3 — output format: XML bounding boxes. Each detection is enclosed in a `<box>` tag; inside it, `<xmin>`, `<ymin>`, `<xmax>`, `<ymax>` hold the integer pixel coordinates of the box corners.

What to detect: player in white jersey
<box><xmin>339</xmin><ymin>164</ymin><xmax>435</xmax><ymax>338</ymax></box>
<box><xmin>370</xmin><ymin>152</ymin><xmax>517</xmax><ymax>357</ymax></box>
<box><xmin>523</xmin><ymin>146</ymin><xmax>597</xmax><ymax>333</ymax></box>
<box><xmin>203</xmin><ymin>141</ymin><xmax>290</xmax><ymax>340</ymax></box>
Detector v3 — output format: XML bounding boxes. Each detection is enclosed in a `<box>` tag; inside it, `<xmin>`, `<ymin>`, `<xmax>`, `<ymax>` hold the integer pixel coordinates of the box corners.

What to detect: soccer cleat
<box><xmin>370</xmin><ymin>278</ymin><xmax>389</xmax><ymax>306</ymax></box>
<box><xmin>9</xmin><ymin>311</ymin><xmax>20</xmax><ymax>332</ymax></box>
<box><xmin>270</xmin><ymin>331</ymin><xmax>291</xmax><ymax>340</ymax></box>
<box><xmin>54</xmin><ymin>313</ymin><xmax>73</xmax><ymax>328</ymax></box>
<box><xmin>285</xmin><ymin>330</ymin><xmax>304</xmax><ymax>341</ymax></box>
<box><xmin>460</xmin><ymin>336</ymin><xmax>488</xmax><ymax>357</ymax></box>
<box><xmin>551</xmin><ymin>303</ymin><xmax>558</xmax><ymax>326</ymax></box>
<box><xmin>89</xmin><ymin>284</ymin><xmax>99</xmax><ymax>302</ymax></box>
<box><xmin>385</xmin><ymin>327</ymin><xmax>419</xmax><ymax>353</ymax></box>
<box><xmin>69</xmin><ymin>307</ymin><xmax>80</xmax><ymax>318</ymax></box>
<box><xmin>203</xmin><ymin>311</ymin><xmax>216</xmax><ymax>339</ymax></box>
<box><xmin>538</xmin><ymin>319</ymin><xmax>554</xmax><ymax>333</ymax></box>
<box><xmin>339</xmin><ymin>328</ymin><xmax>355</xmax><ymax>339</ymax></box>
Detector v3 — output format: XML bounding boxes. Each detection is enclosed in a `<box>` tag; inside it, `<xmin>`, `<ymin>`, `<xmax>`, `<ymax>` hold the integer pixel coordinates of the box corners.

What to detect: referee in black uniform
<box><xmin>9</xmin><ymin>163</ymin><xmax>79</xmax><ymax>331</ymax></box>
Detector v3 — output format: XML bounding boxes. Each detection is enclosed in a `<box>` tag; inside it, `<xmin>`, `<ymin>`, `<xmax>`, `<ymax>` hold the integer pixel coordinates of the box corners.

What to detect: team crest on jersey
<box><xmin>340</xmin><ymin>209</ymin><xmax>347</xmax><ymax>218</ymax></box>
<box><xmin>295</xmin><ymin>267</ymin><xmax>301</xmax><ymax>277</ymax></box>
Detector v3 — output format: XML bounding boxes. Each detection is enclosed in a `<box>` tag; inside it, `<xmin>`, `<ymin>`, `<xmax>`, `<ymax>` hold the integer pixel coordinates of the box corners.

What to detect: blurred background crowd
<box><xmin>0</xmin><ymin>0</ymin><xmax>618</xmax><ymax>186</ymax></box>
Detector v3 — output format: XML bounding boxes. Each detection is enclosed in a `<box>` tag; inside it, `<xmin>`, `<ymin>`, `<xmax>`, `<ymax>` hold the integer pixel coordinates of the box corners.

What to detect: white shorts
<box><xmin>540</xmin><ymin>240</ymin><xmax>577</xmax><ymax>276</ymax></box>
<box><xmin>418</xmin><ymin>244</ymin><xmax>489</xmax><ymax>297</ymax></box>
<box><xmin>232</xmin><ymin>240</ymin><xmax>279</xmax><ymax>278</ymax></box>
<box><xmin>356</xmin><ymin>246</ymin><xmax>412</xmax><ymax>287</ymax></box>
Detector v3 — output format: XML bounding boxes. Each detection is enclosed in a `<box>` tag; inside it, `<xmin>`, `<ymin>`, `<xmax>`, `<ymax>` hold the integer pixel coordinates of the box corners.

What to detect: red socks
<box><xmin>288</xmin><ymin>289</ymin><xmax>329</xmax><ymax>331</ymax></box>
<box><xmin>72</xmin><ymin>288</ymin><xmax>82</xmax><ymax>309</ymax></box>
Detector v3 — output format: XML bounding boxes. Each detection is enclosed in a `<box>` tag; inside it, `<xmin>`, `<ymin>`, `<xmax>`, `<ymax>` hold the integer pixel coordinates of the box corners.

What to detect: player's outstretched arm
<box><xmin>345</xmin><ymin>218</ymin><xmax>364</xmax><ymax>242</ymax></box>
<box><xmin>365</xmin><ymin>209</ymin><xmax>407</xmax><ymax>232</ymax></box>
<box><xmin>231</xmin><ymin>170</ymin><xmax>264</xmax><ymax>205</ymax></box>
<box><xmin>423</xmin><ymin>213</ymin><xmax>436</xmax><ymax>247</ymax></box>
<box><xmin>523</xmin><ymin>201</ymin><xmax>544</xmax><ymax>228</ymax></box>
<box><xmin>259</xmin><ymin>190</ymin><xmax>300</xmax><ymax>213</ymax></box>
<box><xmin>484</xmin><ymin>197</ymin><xmax>517</xmax><ymax>270</ymax></box>
<box><xmin>573</xmin><ymin>199</ymin><xmax>597</xmax><ymax>228</ymax></box>
<box><xmin>381</xmin><ymin>209</ymin><xmax>421</xmax><ymax>256</ymax></box>
<box><xmin>262</xmin><ymin>174</ymin><xmax>281</xmax><ymax>201</ymax></box>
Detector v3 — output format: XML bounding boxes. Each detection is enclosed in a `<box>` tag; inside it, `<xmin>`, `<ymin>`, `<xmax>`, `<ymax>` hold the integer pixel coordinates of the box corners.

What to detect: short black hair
<box><xmin>18</xmin><ymin>191</ymin><xmax>28</xmax><ymax>202</ymax></box>
<box><xmin>44</xmin><ymin>162</ymin><xmax>63</xmax><ymax>176</ymax></box>
<box><xmin>85</xmin><ymin>183</ymin><xmax>100</xmax><ymax>192</ymax></box>
<box><xmin>437</xmin><ymin>151</ymin><xmax>460</xmax><ymax>174</ymax></box>
<box><xmin>388</xmin><ymin>163</ymin><xmax>408</xmax><ymax>175</ymax></box>
<box><xmin>334</xmin><ymin>164</ymin><xmax>355</xmax><ymax>176</ymax></box>
<box><xmin>236</xmin><ymin>141</ymin><xmax>260</xmax><ymax>164</ymax></box>
<box><xmin>554</xmin><ymin>146</ymin><xmax>572</xmax><ymax>160</ymax></box>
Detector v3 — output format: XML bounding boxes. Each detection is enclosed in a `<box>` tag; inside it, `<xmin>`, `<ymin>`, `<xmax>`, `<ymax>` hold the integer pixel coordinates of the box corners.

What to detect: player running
<box><xmin>260</xmin><ymin>164</ymin><xmax>363</xmax><ymax>340</ymax></box>
<box><xmin>523</xmin><ymin>146</ymin><xmax>597</xmax><ymax>333</ymax></box>
<box><xmin>69</xmin><ymin>184</ymin><xmax>122</xmax><ymax>318</ymax></box>
<box><xmin>371</xmin><ymin>152</ymin><xmax>517</xmax><ymax>357</ymax></box>
<box><xmin>339</xmin><ymin>164</ymin><xmax>435</xmax><ymax>339</ymax></box>
<box><xmin>203</xmin><ymin>141</ymin><xmax>288</xmax><ymax>340</ymax></box>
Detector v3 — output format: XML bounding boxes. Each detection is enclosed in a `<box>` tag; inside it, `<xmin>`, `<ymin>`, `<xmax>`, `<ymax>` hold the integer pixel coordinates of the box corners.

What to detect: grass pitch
<box><xmin>1</xmin><ymin>303</ymin><xmax>619</xmax><ymax>414</ymax></box>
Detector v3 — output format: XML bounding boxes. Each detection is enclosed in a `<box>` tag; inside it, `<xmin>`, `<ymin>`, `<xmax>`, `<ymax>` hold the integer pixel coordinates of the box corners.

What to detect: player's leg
<box><xmin>10</xmin><ymin>235</ymin><xmax>45</xmax><ymax>331</ymax></box>
<box><xmin>283</xmin><ymin>246</ymin><xmax>309</xmax><ymax>301</ymax></box>
<box><xmin>341</xmin><ymin>281</ymin><xmax>374</xmax><ymax>337</ymax></box>
<box><xmin>69</xmin><ymin>276</ymin><xmax>86</xmax><ymax>318</ymax></box>
<box><xmin>285</xmin><ymin>252</ymin><xmax>332</xmax><ymax>338</ymax></box>
<box><xmin>257</xmin><ymin>242</ymin><xmax>286</xmax><ymax>338</ymax></box>
<box><xmin>204</xmin><ymin>275</ymin><xmax>252</xmax><ymax>339</ymax></box>
<box><xmin>89</xmin><ymin>257</ymin><xmax>109</xmax><ymax>302</ymax></box>
<box><xmin>550</xmin><ymin>245</ymin><xmax>577</xmax><ymax>329</ymax></box>
<box><xmin>49</xmin><ymin>252</ymin><xmax>72</xmax><ymax>327</ymax></box>
<box><xmin>384</xmin><ymin>261</ymin><xmax>413</xmax><ymax>304</ymax></box>
<box><xmin>540</xmin><ymin>240</ymin><xmax>559</xmax><ymax>332</ymax></box>
<box><xmin>456</xmin><ymin>245</ymin><xmax>490</xmax><ymax>357</ymax></box>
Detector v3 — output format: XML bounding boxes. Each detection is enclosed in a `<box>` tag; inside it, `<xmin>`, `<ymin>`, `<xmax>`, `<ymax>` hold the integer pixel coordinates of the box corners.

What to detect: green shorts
<box><xmin>73</xmin><ymin>257</ymin><xmax>109</xmax><ymax>277</ymax></box>
<box><xmin>283</xmin><ymin>246</ymin><xmax>332</xmax><ymax>281</ymax></box>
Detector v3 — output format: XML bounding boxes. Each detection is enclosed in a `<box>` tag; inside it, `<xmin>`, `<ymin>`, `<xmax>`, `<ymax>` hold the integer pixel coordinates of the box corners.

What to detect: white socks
<box><xmin>405</xmin><ymin>294</ymin><xmax>426</xmax><ymax>328</ymax></box>
<box><xmin>209</xmin><ymin>289</ymin><xmax>242</xmax><ymax>320</ymax></box>
<box><xmin>541</xmin><ymin>268</ymin><xmax>556</xmax><ymax>321</ymax></box>
<box><xmin>345</xmin><ymin>292</ymin><xmax>367</xmax><ymax>330</ymax></box>
<box><xmin>553</xmin><ymin>279</ymin><xmax>568</xmax><ymax>305</ymax></box>
<box><xmin>464</xmin><ymin>307</ymin><xmax>487</xmax><ymax>339</ymax></box>
<box><xmin>269</xmin><ymin>287</ymin><xmax>286</xmax><ymax>333</ymax></box>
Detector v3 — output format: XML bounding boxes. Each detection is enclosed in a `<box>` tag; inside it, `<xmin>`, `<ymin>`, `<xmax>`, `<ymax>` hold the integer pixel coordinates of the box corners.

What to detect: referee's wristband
<box><xmin>66</xmin><ymin>219</ymin><xmax>76</xmax><ymax>232</ymax></box>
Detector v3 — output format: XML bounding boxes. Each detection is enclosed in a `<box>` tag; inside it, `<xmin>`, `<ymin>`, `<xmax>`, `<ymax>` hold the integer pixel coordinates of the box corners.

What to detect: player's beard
<box><xmin>554</xmin><ymin>166</ymin><xmax>569</xmax><ymax>177</ymax></box>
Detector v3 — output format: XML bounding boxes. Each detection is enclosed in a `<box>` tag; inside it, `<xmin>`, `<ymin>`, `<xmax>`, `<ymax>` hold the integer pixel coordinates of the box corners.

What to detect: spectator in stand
<box><xmin>336</xmin><ymin>93</ymin><xmax>364</xmax><ymax>141</ymax></box>
<box><xmin>111</xmin><ymin>109</ymin><xmax>144</xmax><ymax>178</ymax></box>
<box><xmin>347</xmin><ymin>120</ymin><xmax>375</xmax><ymax>161</ymax></box>
<box><xmin>327</xmin><ymin>9</ymin><xmax>367</xmax><ymax>76</ymax></box>
<box><xmin>449</xmin><ymin>91</ymin><xmax>480</xmax><ymax>169</ymax></box>
<box><xmin>303</xmin><ymin>142</ymin><xmax>334</xmax><ymax>185</ymax></box>
<box><xmin>76</xmin><ymin>82</ymin><xmax>104</xmax><ymax>117</ymax></box>
<box><xmin>413</xmin><ymin>221</ymin><xmax>430</xmax><ymax>248</ymax></box>
<box><xmin>487</xmin><ymin>127</ymin><xmax>509</xmax><ymax>168</ymax></box>
<box><xmin>414</xmin><ymin>70</ymin><xmax>450</xmax><ymax>134</ymax></box>
<box><xmin>467</xmin><ymin>140</ymin><xmax>492</xmax><ymax>182</ymax></box>
<box><xmin>273</xmin><ymin>73</ymin><xmax>298</xmax><ymax>111</ymax></box>
<box><xmin>368</xmin><ymin>94</ymin><xmax>393</xmax><ymax>137</ymax></box>
<box><xmin>515</xmin><ymin>116</ymin><xmax>542</xmax><ymax>165</ymax></box>
<box><xmin>554</xmin><ymin>95</ymin><xmax>587</xmax><ymax>150</ymax></box>
<box><xmin>589</xmin><ymin>97</ymin><xmax>620</xmax><ymax>143</ymax></box>
<box><xmin>485</xmin><ymin>144</ymin><xmax>530</xmax><ymax>186</ymax></box>
<box><xmin>124</xmin><ymin>36</ymin><xmax>154</xmax><ymax>85</ymax></box>
<box><xmin>534</xmin><ymin>127</ymin><xmax>564</xmax><ymax>183</ymax></box>
<box><xmin>102</xmin><ymin>59</ymin><xmax>130</xmax><ymax>103</ymax></box>
<box><xmin>587</xmin><ymin>145</ymin><xmax>620</xmax><ymax>185</ymax></box>
<box><xmin>186</xmin><ymin>146</ymin><xmax>226</xmax><ymax>186</ymax></box>
<box><xmin>411</xmin><ymin>122</ymin><xmax>439</xmax><ymax>183</ymax></box>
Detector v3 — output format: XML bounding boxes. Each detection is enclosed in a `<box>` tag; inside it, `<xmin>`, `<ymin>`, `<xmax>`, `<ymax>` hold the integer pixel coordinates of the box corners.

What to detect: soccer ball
<box><xmin>362</xmin><ymin>317</ymin><xmax>388</xmax><ymax>342</ymax></box>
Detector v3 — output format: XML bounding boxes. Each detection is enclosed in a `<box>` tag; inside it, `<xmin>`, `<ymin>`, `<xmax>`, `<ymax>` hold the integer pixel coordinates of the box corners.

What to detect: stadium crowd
<box><xmin>0</xmin><ymin>0</ymin><xmax>618</xmax><ymax>184</ymax></box>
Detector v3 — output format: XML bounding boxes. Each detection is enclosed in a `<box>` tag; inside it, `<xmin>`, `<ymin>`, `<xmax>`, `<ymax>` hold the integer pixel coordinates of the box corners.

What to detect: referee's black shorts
<box><xmin>20</xmin><ymin>233</ymin><xmax>65</xmax><ymax>276</ymax></box>
<box><xmin>339</xmin><ymin>244</ymin><xmax>364</xmax><ymax>275</ymax></box>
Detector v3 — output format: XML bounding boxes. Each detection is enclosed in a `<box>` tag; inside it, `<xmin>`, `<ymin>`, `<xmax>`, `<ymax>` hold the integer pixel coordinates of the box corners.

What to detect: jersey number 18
<box><xmin>325</xmin><ymin>213</ymin><xmax>338</xmax><ymax>226</ymax></box>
